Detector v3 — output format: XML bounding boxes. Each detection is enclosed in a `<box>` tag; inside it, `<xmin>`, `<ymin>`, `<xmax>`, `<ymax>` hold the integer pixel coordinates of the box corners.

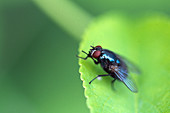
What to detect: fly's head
<box><xmin>90</xmin><ymin>45</ymin><xmax>102</xmax><ymax>59</ymax></box>
<box><xmin>77</xmin><ymin>45</ymin><xmax>103</xmax><ymax>61</ymax></box>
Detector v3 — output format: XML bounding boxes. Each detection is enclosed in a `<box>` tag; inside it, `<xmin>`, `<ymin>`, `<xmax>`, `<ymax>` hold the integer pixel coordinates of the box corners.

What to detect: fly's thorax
<box><xmin>98</xmin><ymin>50</ymin><xmax>121</xmax><ymax>73</ymax></box>
<box><xmin>99</xmin><ymin>51</ymin><xmax>118</xmax><ymax>66</ymax></box>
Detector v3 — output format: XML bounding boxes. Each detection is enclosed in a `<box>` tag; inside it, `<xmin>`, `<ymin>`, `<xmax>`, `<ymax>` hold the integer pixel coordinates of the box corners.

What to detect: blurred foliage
<box><xmin>73</xmin><ymin>0</ymin><xmax>170</xmax><ymax>16</ymax></box>
<box><xmin>34</xmin><ymin>0</ymin><xmax>92</xmax><ymax>39</ymax></box>
<box><xmin>0</xmin><ymin>0</ymin><xmax>170</xmax><ymax>113</ymax></box>
<box><xmin>0</xmin><ymin>1</ymin><xmax>87</xmax><ymax>113</ymax></box>
<box><xmin>79</xmin><ymin>13</ymin><xmax>170</xmax><ymax>113</ymax></box>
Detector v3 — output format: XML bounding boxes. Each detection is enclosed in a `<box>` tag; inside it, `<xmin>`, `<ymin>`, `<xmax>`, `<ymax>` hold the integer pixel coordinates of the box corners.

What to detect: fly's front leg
<box><xmin>77</xmin><ymin>50</ymin><xmax>99</xmax><ymax>64</ymax></box>
<box><xmin>76</xmin><ymin>50</ymin><xmax>90</xmax><ymax>60</ymax></box>
<box><xmin>81</xmin><ymin>50</ymin><xmax>99</xmax><ymax>64</ymax></box>
<box><xmin>91</xmin><ymin>57</ymin><xmax>99</xmax><ymax>64</ymax></box>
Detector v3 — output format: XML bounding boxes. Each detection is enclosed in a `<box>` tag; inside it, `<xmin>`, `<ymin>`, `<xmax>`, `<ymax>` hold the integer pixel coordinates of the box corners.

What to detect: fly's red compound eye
<box><xmin>95</xmin><ymin>45</ymin><xmax>102</xmax><ymax>48</ymax></box>
<box><xmin>92</xmin><ymin>50</ymin><xmax>101</xmax><ymax>58</ymax></box>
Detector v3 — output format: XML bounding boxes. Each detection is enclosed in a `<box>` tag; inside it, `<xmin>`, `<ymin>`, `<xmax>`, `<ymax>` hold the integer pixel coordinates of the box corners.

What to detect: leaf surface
<box><xmin>78</xmin><ymin>13</ymin><xmax>170</xmax><ymax>113</ymax></box>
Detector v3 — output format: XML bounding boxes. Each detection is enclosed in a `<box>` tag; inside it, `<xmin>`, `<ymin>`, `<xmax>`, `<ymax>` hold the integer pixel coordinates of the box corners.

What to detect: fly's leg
<box><xmin>111</xmin><ymin>78</ymin><xmax>116</xmax><ymax>91</ymax></box>
<box><xmin>89</xmin><ymin>74</ymin><xmax>109</xmax><ymax>84</ymax></box>
<box><xmin>77</xmin><ymin>50</ymin><xmax>99</xmax><ymax>64</ymax></box>
<box><xmin>81</xmin><ymin>50</ymin><xmax>99</xmax><ymax>64</ymax></box>
<box><xmin>76</xmin><ymin>50</ymin><xmax>90</xmax><ymax>60</ymax></box>
<box><xmin>91</xmin><ymin>57</ymin><xmax>99</xmax><ymax>64</ymax></box>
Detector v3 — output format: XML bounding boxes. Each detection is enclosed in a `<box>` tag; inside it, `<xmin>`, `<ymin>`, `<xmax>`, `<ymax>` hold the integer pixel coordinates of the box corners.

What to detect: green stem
<box><xmin>33</xmin><ymin>0</ymin><xmax>92</xmax><ymax>40</ymax></box>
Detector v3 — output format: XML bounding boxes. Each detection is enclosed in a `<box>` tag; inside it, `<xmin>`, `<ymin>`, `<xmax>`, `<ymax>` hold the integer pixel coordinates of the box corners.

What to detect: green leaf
<box><xmin>78</xmin><ymin>13</ymin><xmax>170</xmax><ymax>113</ymax></box>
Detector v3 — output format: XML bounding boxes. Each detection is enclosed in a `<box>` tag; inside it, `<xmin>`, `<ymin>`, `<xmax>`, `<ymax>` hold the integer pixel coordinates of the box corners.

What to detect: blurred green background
<box><xmin>0</xmin><ymin>0</ymin><xmax>169</xmax><ymax>113</ymax></box>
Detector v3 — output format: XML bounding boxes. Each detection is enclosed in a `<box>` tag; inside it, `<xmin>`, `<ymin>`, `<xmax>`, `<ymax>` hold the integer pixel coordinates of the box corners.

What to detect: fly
<box><xmin>77</xmin><ymin>45</ymin><xmax>140</xmax><ymax>93</ymax></box>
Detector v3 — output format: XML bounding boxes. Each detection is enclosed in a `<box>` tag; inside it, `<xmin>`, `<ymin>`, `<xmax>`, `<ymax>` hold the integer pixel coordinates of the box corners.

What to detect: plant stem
<box><xmin>34</xmin><ymin>0</ymin><xmax>92</xmax><ymax>40</ymax></box>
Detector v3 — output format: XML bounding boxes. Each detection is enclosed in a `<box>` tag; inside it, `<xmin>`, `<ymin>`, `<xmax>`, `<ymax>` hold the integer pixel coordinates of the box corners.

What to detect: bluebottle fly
<box><xmin>77</xmin><ymin>45</ymin><xmax>140</xmax><ymax>93</ymax></box>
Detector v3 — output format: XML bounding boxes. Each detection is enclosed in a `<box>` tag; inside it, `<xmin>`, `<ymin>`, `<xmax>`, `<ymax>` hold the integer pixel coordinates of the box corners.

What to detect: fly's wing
<box><xmin>116</xmin><ymin>55</ymin><xmax>141</xmax><ymax>75</ymax></box>
<box><xmin>115</xmin><ymin>68</ymin><xmax>138</xmax><ymax>93</ymax></box>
